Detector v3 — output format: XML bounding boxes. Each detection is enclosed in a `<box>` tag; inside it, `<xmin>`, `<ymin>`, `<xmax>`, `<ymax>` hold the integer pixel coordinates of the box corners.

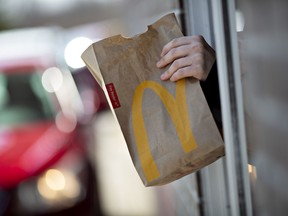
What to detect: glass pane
<box><xmin>0</xmin><ymin>73</ymin><xmax>53</xmax><ymax>125</ymax></box>
<box><xmin>237</xmin><ymin>1</ymin><xmax>288</xmax><ymax>215</ymax></box>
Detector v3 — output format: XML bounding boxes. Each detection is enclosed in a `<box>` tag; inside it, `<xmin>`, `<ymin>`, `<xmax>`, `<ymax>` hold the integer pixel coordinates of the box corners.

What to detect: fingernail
<box><xmin>160</xmin><ymin>73</ymin><xmax>166</xmax><ymax>80</ymax></box>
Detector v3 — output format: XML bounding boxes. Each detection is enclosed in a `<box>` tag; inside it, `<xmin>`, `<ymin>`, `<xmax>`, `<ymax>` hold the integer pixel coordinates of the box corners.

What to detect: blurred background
<box><xmin>0</xmin><ymin>0</ymin><xmax>188</xmax><ymax>216</ymax></box>
<box><xmin>2</xmin><ymin>0</ymin><xmax>288</xmax><ymax>215</ymax></box>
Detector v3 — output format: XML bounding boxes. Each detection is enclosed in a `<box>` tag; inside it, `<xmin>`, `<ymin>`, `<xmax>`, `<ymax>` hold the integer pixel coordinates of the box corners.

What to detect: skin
<box><xmin>156</xmin><ymin>35</ymin><xmax>216</xmax><ymax>82</ymax></box>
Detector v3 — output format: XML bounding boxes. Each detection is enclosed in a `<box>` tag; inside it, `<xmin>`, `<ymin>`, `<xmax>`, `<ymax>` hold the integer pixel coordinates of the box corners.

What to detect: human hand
<box><xmin>156</xmin><ymin>35</ymin><xmax>216</xmax><ymax>81</ymax></box>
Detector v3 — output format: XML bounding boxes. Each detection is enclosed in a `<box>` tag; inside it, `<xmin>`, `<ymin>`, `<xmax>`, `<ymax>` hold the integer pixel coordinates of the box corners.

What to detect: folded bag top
<box><xmin>82</xmin><ymin>13</ymin><xmax>224</xmax><ymax>186</ymax></box>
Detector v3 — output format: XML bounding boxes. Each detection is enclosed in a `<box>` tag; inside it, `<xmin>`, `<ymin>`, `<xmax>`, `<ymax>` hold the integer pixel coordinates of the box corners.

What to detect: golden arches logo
<box><xmin>132</xmin><ymin>79</ymin><xmax>198</xmax><ymax>183</ymax></box>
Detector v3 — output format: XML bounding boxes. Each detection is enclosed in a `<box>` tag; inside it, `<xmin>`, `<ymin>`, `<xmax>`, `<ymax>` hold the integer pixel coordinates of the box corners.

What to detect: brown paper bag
<box><xmin>82</xmin><ymin>13</ymin><xmax>224</xmax><ymax>186</ymax></box>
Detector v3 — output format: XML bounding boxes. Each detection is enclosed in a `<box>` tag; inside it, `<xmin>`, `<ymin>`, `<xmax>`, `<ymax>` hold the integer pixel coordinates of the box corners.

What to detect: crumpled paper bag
<box><xmin>82</xmin><ymin>13</ymin><xmax>224</xmax><ymax>186</ymax></box>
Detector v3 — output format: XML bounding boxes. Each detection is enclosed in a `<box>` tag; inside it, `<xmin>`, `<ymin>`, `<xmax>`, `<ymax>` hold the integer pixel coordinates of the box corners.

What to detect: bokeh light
<box><xmin>42</xmin><ymin>67</ymin><xmax>63</xmax><ymax>93</ymax></box>
<box><xmin>64</xmin><ymin>37</ymin><xmax>93</xmax><ymax>69</ymax></box>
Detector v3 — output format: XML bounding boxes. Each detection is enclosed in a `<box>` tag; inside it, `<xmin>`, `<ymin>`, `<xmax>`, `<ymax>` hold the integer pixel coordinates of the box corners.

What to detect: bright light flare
<box><xmin>248</xmin><ymin>164</ymin><xmax>257</xmax><ymax>181</ymax></box>
<box><xmin>64</xmin><ymin>37</ymin><xmax>93</xmax><ymax>69</ymax></box>
<box><xmin>42</xmin><ymin>67</ymin><xmax>63</xmax><ymax>93</ymax></box>
<box><xmin>45</xmin><ymin>169</ymin><xmax>66</xmax><ymax>191</ymax></box>
<box><xmin>37</xmin><ymin>168</ymin><xmax>81</xmax><ymax>202</ymax></box>
<box><xmin>236</xmin><ymin>10</ymin><xmax>245</xmax><ymax>32</ymax></box>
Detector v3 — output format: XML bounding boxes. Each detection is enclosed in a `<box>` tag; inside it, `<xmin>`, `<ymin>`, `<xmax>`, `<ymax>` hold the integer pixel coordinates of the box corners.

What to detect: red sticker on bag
<box><xmin>106</xmin><ymin>83</ymin><xmax>121</xmax><ymax>109</ymax></box>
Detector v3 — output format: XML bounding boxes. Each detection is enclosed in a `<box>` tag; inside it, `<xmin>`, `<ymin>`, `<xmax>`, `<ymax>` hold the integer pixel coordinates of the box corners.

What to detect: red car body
<box><xmin>0</xmin><ymin>27</ymin><xmax>106</xmax><ymax>215</ymax></box>
<box><xmin>0</xmin><ymin>63</ymin><xmax>83</xmax><ymax>189</ymax></box>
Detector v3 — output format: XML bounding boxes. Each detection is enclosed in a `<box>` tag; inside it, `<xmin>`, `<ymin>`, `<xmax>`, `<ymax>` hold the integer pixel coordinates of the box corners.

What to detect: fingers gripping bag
<box><xmin>81</xmin><ymin>13</ymin><xmax>224</xmax><ymax>186</ymax></box>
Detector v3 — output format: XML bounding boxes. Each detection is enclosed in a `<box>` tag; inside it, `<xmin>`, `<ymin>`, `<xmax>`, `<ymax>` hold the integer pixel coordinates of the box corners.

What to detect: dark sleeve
<box><xmin>200</xmin><ymin>62</ymin><xmax>223</xmax><ymax>131</ymax></box>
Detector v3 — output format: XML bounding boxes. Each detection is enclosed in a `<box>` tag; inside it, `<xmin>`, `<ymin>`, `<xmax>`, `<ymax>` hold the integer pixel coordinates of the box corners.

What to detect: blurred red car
<box><xmin>0</xmin><ymin>27</ymin><xmax>106</xmax><ymax>215</ymax></box>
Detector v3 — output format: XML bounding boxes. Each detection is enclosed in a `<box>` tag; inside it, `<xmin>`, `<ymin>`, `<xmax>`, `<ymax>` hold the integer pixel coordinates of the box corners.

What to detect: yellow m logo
<box><xmin>132</xmin><ymin>79</ymin><xmax>198</xmax><ymax>183</ymax></box>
